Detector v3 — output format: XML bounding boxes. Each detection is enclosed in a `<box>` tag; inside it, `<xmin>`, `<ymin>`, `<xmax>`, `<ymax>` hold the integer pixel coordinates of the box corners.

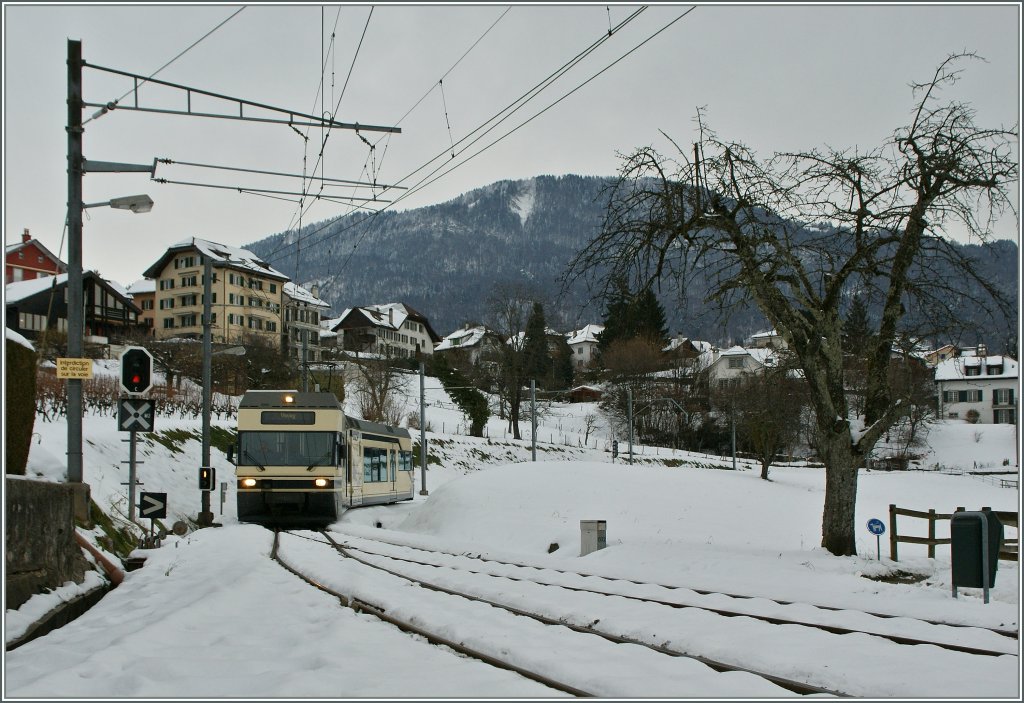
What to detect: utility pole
<box><xmin>199</xmin><ymin>256</ymin><xmax>214</xmax><ymax>525</ymax></box>
<box><xmin>731</xmin><ymin>392</ymin><xmax>737</xmax><ymax>471</ymax></box>
<box><xmin>627</xmin><ymin>387</ymin><xmax>634</xmax><ymax>465</ymax></box>
<box><xmin>66</xmin><ymin>39</ymin><xmax>84</xmax><ymax>485</ymax></box>
<box><xmin>419</xmin><ymin>362</ymin><xmax>428</xmax><ymax>495</ymax></box>
<box><xmin>530</xmin><ymin>380</ymin><xmax>538</xmax><ymax>461</ymax></box>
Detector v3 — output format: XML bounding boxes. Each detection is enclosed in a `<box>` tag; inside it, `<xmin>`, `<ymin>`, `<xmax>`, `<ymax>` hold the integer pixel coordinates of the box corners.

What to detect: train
<box><xmin>228</xmin><ymin>390</ymin><xmax>415</xmax><ymax>526</ymax></box>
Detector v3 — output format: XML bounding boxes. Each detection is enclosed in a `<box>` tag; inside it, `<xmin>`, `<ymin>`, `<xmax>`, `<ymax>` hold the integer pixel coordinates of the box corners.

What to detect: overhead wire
<box><xmin>258</xmin><ymin>5</ymin><xmax>661</xmax><ymax>270</ymax></box>
<box><xmin>84</xmin><ymin>6</ymin><xmax>247</xmax><ymax>126</ymax></box>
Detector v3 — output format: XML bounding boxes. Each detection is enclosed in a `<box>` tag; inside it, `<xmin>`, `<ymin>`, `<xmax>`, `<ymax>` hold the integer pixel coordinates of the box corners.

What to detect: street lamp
<box><xmin>83</xmin><ymin>194</ymin><xmax>154</xmax><ymax>214</ymax></box>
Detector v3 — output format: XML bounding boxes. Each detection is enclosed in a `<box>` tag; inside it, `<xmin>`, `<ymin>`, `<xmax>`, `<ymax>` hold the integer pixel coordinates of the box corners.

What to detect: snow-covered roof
<box><xmin>284</xmin><ymin>282</ymin><xmax>330</xmax><ymax>309</ymax></box>
<box><xmin>321</xmin><ymin>310</ymin><xmax>350</xmax><ymax>331</ymax></box>
<box><xmin>6</xmin><ymin>327</ymin><xmax>34</xmax><ymax>351</ymax></box>
<box><xmin>436</xmin><ymin>325</ymin><xmax>491</xmax><ymax>351</ymax></box>
<box><xmin>143</xmin><ymin>237</ymin><xmax>289</xmax><ymax>281</ymax></box>
<box><xmin>106</xmin><ymin>279</ymin><xmax>131</xmax><ymax>301</ymax></box>
<box><xmin>126</xmin><ymin>279</ymin><xmax>156</xmax><ymax>295</ymax></box>
<box><xmin>566</xmin><ymin>324</ymin><xmax>604</xmax><ymax>346</ymax></box>
<box><xmin>5</xmin><ymin>274</ymin><xmax>68</xmax><ymax>303</ymax></box>
<box><xmin>749</xmin><ymin>329</ymin><xmax>779</xmax><ymax>340</ymax></box>
<box><xmin>934</xmin><ymin>355</ymin><xmax>1018</xmax><ymax>382</ymax></box>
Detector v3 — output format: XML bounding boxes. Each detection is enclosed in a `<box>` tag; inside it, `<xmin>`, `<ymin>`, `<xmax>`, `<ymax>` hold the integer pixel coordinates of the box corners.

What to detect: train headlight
<box><xmin>242</xmin><ymin>478</ymin><xmax>257</xmax><ymax>488</ymax></box>
<box><xmin>314</xmin><ymin>478</ymin><xmax>328</xmax><ymax>488</ymax></box>
<box><xmin>283</xmin><ymin>394</ymin><xmax>295</xmax><ymax>404</ymax></box>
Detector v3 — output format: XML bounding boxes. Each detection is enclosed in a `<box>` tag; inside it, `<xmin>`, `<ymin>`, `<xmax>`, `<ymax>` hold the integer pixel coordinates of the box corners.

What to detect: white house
<box><xmin>435</xmin><ymin>324</ymin><xmax>503</xmax><ymax>365</ymax></box>
<box><xmin>935</xmin><ymin>354</ymin><xmax>1018</xmax><ymax>424</ymax></box>
<box><xmin>707</xmin><ymin>345</ymin><xmax>784</xmax><ymax>387</ymax></box>
<box><xmin>330</xmin><ymin>302</ymin><xmax>441</xmax><ymax>358</ymax></box>
<box><xmin>565</xmin><ymin>324</ymin><xmax>604</xmax><ymax>369</ymax></box>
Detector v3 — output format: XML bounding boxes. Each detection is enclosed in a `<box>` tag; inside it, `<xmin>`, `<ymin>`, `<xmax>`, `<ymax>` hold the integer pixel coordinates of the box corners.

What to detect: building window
<box><xmin>728</xmin><ymin>358</ymin><xmax>744</xmax><ymax>369</ymax></box>
<box><xmin>994</xmin><ymin>388</ymin><xmax>1015</xmax><ymax>405</ymax></box>
<box><xmin>181</xmin><ymin>275</ymin><xmax>198</xmax><ymax>287</ymax></box>
<box><xmin>987</xmin><ymin>365</ymin><xmax>1003</xmax><ymax>376</ymax></box>
<box><xmin>267</xmin><ymin>321</ymin><xmax>277</xmax><ymax>332</ymax></box>
<box><xmin>159</xmin><ymin>299</ymin><xmax>175</xmax><ymax>310</ymax></box>
<box><xmin>159</xmin><ymin>279</ymin><xmax>175</xmax><ymax>290</ymax></box>
<box><xmin>248</xmin><ymin>279</ymin><xmax>263</xmax><ymax>290</ymax></box>
<box><xmin>180</xmin><ymin>314</ymin><xmax>198</xmax><ymax>327</ymax></box>
<box><xmin>269</xmin><ymin>283</ymin><xmax>277</xmax><ymax>293</ymax></box>
<box><xmin>180</xmin><ymin>294</ymin><xmax>198</xmax><ymax>307</ymax></box>
<box><xmin>965</xmin><ymin>366</ymin><xmax>981</xmax><ymax>376</ymax></box>
<box><xmin>163</xmin><ymin>318</ymin><xmax>175</xmax><ymax>329</ymax></box>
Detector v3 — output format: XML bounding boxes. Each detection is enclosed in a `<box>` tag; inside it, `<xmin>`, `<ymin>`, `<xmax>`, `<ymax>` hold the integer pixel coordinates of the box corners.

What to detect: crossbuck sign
<box><xmin>118</xmin><ymin>398</ymin><xmax>155</xmax><ymax>432</ymax></box>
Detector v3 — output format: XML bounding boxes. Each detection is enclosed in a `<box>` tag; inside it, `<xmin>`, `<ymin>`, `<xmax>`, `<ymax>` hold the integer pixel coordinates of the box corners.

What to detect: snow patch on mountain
<box><xmin>511</xmin><ymin>178</ymin><xmax>536</xmax><ymax>226</ymax></box>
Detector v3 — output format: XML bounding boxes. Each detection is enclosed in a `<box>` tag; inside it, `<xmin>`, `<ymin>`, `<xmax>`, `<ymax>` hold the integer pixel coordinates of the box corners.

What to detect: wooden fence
<box><xmin>888</xmin><ymin>504</ymin><xmax>1018</xmax><ymax>562</ymax></box>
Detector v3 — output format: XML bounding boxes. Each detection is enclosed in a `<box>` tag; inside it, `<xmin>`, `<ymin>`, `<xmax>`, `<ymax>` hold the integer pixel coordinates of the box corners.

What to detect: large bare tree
<box><xmin>564</xmin><ymin>54</ymin><xmax>1017</xmax><ymax>555</ymax></box>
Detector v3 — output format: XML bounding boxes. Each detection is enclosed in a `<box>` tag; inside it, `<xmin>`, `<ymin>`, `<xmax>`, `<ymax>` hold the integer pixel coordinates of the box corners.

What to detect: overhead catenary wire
<box><xmin>261</xmin><ymin>6</ymin><xmax>691</xmax><ymax>275</ymax></box>
<box><xmin>84</xmin><ymin>6</ymin><xmax>247</xmax><ymax>126</ymax></box>
<box><xmin>256</xmin><ymin>6</ymin><xmax>653</xmax><ymax>269</ymax></box>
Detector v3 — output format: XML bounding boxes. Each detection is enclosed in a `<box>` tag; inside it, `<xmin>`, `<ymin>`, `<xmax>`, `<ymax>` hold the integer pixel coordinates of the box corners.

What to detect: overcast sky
<box><xmin>2</xmin><ymin>2</ymin><xmax>1020</xmax><ymax>288</ymax></box>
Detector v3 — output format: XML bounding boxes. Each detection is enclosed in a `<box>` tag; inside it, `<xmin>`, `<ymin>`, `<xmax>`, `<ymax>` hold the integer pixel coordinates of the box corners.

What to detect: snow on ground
<box><xmin>4</xmin><ymin>363</ymin><xmax>1021</xmax><ymax>697</ymax></box>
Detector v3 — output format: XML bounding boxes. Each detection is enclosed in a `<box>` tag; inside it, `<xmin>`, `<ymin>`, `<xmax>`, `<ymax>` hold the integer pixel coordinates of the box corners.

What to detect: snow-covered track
<box><xmin>269</xmin><ymin>529</ymin><xmax>592</xmax><ymax>697</ymax></box>
<box><xmin>342</xmin><ymin>530</ymin><xmax>1018</xmax><ymax>641</ymax></box>
<box><xmin>305</xmin><ymin>530</ymin><xmax>844</xmax><ymax>697</ymax></box>
<box><xmin>333</xmin><ymin>533</ymin><xmax>1015</xmax><ymax>657</ymax></box>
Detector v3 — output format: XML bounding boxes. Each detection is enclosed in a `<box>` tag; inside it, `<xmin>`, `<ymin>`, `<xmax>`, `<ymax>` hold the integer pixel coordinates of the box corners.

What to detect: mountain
<box><xmin>244</xmin><ymin>175</ymin><xmax>1018</xmax><ymax>350</ymax></box>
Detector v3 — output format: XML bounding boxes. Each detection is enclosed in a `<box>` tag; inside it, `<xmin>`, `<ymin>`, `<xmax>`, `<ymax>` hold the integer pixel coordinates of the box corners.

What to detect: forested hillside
<box><xmin>245</xmin><ymin>175</ymin><xmax>1018</xmax><ymax>351</ymax></box>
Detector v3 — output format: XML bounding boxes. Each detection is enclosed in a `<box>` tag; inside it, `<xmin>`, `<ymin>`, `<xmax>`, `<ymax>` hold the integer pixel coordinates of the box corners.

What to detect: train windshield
<box><xmin>238</xmin><ymin>431</ymin><xmax>335</xmax><ymax>468</ymax></box>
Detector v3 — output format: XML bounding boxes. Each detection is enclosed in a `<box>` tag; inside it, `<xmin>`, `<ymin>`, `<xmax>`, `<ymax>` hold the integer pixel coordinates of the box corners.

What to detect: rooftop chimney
<box><xmin>978</xmin><ymin>342</ymin><xmax>988</xmax><ymax>358</ymax></box>
<box><xmin>310</xmin><ymin>284</ymin><xmax>319</xmax><ymax>299</ymax></box>
<box><xmin>22</xmin><ymin>228</ymin><xmax>30</xmax><ymax>243</ymax></box>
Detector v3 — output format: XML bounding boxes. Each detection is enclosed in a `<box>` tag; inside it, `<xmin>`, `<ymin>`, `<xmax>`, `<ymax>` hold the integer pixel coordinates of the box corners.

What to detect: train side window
<box><xmin>399</xmin><ymin>452</ymin><xmax>413</xmax><ymax>471</ymax></box>
<box><xmin>391</xmin><ymin>451</ymin><xmax>397</xmax><ymax>482</ymax></box>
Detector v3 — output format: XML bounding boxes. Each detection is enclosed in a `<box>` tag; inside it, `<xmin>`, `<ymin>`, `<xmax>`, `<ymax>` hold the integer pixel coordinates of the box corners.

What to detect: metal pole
<box><xmin>531</xmin><ymin>379</ymin><xmax>537</xmax><ymax>462</ymax></box>
<box><xmin>627</xmin><ymin>387</ymin><xmax>634</xmax><ymax>465</ymax></box>
<box><xmin>302</xmin><ymin>334</ymin><xmax>308</xmax><ymax>392</ymax></box>
<box><xmin>731</xmin><ymin>395</ymin><xmax>737</xmax><ymax>471</ymax></box>
<box><xmin>128</xmin><ymin>430</ymin><xmax>137</xmax><ymax>522</ymax></box>
<box><xmin>419</xmin><ymin>362</ymin><xmax>428</xmax><ymax>495</ymax></box>
<box><xmin>199</xmin><ymin>256</ymin><xmax>213</xmax><ymax>525</ymax></box>
<box><xmin>66</xmin><ymin>39</ymin><xmax>84</xmax><ymax>484</ymax></box>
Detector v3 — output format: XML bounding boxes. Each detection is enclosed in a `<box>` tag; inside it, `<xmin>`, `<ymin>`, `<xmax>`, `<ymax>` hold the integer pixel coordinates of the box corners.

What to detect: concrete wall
<box><xmin>5</xmin><ymin>478</ymin><xmax>90</xmax><ymax>610</ymax></box>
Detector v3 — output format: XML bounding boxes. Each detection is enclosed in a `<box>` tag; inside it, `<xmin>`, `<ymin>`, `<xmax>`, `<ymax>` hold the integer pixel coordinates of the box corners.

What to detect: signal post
<box><xmin>118</xmin><ymin>347</ymin><xmax>155</xmax><ymax>523</ymax></box>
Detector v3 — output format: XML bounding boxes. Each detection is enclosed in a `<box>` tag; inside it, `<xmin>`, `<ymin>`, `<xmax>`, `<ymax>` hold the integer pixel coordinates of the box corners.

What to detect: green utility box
<box><xmin>951</xmin><ymin>510</ymin><xmax>1003</xmax><ymax>602</ymax></box>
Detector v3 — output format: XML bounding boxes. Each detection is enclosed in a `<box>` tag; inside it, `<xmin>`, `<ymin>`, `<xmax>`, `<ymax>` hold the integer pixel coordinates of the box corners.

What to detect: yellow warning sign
<box><xmin>56</xmin><ymin>358</ymin><xmax>94</xmax><ymax>379</ymax></box>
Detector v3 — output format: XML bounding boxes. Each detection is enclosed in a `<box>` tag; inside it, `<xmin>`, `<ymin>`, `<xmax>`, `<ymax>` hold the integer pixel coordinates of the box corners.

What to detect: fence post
<box><xmin>889</xmin><ymin>503</ymin><xmax>898</xmax><ymax>562</ymax></box>
<box><xmin>928</xmin><ymin>508</ymin><xmax>936</xmax><ymax>559</ymax></box>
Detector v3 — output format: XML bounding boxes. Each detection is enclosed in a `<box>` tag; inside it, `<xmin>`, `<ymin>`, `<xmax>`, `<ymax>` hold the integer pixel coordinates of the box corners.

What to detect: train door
<box><xmin>348</xmin><ymin>430</ymin><xmax>363</xmax><ymax>506</ymax></box>
<box><xmin>389</xmin><ymin>447</ymin><xmax>398</xmax><ymax>500</ymax></box>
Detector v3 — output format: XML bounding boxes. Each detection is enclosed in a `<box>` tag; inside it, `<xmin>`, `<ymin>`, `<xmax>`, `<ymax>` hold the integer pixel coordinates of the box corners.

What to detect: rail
<box><xmin>888</xmin><ymin>504</ymin><xmax>1018</xmax><ymax>562</ymax></box>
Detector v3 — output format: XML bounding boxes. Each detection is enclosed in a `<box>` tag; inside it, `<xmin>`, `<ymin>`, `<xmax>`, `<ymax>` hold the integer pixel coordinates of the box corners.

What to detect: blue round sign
<box><xmin>866</xmin><ymin>518</ymin><xmax>886</xmax><ymax>536</ymax></box>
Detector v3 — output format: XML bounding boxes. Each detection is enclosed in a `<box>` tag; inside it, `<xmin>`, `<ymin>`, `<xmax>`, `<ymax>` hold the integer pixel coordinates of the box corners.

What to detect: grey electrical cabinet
<box><xmin>581</xmin><ymin>520</ymin><xmax>607</xmax><ymax>556</ymax></box>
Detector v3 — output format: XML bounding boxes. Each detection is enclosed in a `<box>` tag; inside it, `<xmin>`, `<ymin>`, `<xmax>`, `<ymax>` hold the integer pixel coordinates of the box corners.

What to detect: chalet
<box><xmin>6</xmin><ymin>229</ymin><xmax>66</xmax><ymax>284</ymax></box>
<box><xmin>331</xmin><ymin>303</ymin><xmax>441</xmax><ymax>358</ymax></box>
<box><xmin>143</xmin><ymin>238</ymin><xmax>289</xmax><ymax>346</ymax></box>
<box><xmin>5</xmin><ymin>271</ymin><xmax>142</xmax><ymax>345</ymax></box>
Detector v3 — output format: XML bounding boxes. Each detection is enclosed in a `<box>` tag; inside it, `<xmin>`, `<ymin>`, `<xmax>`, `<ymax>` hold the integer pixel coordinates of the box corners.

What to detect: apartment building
<box><xmin>143</xmin><ymin>238</ymin><xmax>289</xmax><ymax>346</ymax></box>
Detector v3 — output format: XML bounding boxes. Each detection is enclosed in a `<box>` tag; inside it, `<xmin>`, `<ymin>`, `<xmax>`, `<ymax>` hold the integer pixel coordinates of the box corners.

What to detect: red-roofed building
<box><xmin>5</xmin><ymin>229</ymin><xmax>67</xmax><ymax>284</ymax></box>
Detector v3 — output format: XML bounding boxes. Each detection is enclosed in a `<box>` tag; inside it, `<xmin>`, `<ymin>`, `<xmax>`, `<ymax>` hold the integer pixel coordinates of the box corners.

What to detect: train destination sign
<box><xmin>56</xmin><ymin>358</ymin><xmax>93</xmax><ymax>379</ymax></box>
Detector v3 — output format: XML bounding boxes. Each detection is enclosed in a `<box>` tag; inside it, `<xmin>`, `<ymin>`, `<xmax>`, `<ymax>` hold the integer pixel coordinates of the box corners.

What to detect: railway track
<box><xmin>269</xmin><ymin>529</ymin><xmax>590</xmax><ymax>697</ymax></box>
<box><xmin>328</xmin><ymin>531</ymin><xmax>1017</xmax><ymax>657</ymax></box>
<box><xmin>272</xmin><ymin>529</ymin><xmax>835</xmax><ymax>697</ymax></box>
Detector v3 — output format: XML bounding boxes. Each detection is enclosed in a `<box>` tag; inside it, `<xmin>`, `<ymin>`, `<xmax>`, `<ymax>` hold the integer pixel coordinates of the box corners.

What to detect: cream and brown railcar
<box><xmin>231</xmin><ymin>390</ymin><xmax>414</xmax><ymax>526</ymax></box>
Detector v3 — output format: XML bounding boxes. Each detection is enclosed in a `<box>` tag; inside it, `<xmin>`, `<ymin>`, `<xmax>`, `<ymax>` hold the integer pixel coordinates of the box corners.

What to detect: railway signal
<box><xmin>119</xmin><ymin>346</ymin><xmax>153</xmax><ymax>395</ymax></box>
<box><xmin>199</xmin><ymin>466</ymin><xmax>216</xmax><ymax>491</ymax></box>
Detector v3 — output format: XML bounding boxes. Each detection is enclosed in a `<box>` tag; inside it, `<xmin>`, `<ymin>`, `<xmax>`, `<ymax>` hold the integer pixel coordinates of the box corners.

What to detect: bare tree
<box><xmin>564</xmin><ymin>54</ymin><xmax>1017</xmax><ymax>555</ymax></box>
<box><xmin>351</xmin><ymin>354</ymin><xmax>406</xmax><ymax>426</ymax></box>
<box><xmin>484</xmin><ymin>282</ymin><xmax>538</xmax><ymax>440</ymax></box>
